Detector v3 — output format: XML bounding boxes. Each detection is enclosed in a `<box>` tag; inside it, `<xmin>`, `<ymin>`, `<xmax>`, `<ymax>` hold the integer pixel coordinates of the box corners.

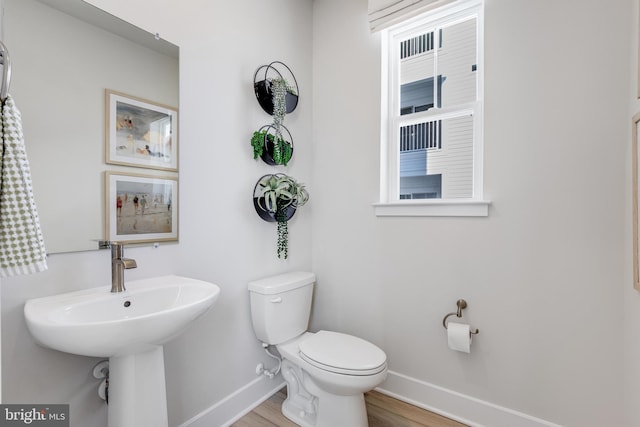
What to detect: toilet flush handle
<box><xmin>269</xmin><ymin>297</ymin><xmax>283</xmax><ymax>303</ymax></box>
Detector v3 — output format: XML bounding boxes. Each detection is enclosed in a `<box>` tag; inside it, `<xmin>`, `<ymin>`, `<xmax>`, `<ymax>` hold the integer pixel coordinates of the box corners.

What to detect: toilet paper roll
<box><xmin>447</xmin><ymin>322</ymin><xmax>472</xmax><ymax>353</ymax></box>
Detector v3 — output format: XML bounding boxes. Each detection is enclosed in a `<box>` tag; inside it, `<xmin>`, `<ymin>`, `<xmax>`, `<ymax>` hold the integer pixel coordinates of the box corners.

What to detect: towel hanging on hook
<box><xmin>0</xmin><ymin>41</ymin><xmax>12</xmax><ymax>102</ymax></box>
<box><xmin>0</xmin><ymin>95</ymin><xmax>48</xmax><ymax>276</ymax></box>
<box><xmin>0</xmin><ymin>39</ymin><xmax>48</xmax><ymax>276</ymax></box>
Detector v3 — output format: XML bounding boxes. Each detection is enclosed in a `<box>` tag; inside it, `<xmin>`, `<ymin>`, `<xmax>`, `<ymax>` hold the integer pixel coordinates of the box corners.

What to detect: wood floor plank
<box><xmin>252</xmin><ymin>394</ymin><xmax>298</xmax><ymax>427</ymax></box>
<box><xmin>231</xmin><ymin>390</ymin><xmax>297</xmax><ymax>427</ymax></box>
<box><xmin>366</xmin><ymin>391</ymin><xmax>467</xmax><ymax>427</ymax></box>
<box><xmin>231</xmin><ymin>411</ymin><xmax>279</xmax><ymax>427</ymax></box>
<box><xmin>233</xmin><ymin>388</ymin><xmax>467</xmax><ymax>427</ymax></box>
<box><xmin>366</xmin><ymin>400</ymin><xmax>426</xmax><ymax>427</ymax></box>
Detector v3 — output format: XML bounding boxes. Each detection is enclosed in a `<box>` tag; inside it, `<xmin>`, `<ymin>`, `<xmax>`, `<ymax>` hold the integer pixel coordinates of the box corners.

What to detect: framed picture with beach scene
<box><xmin>106</xmin><ymin>172</ymin><xmax>178</xmax><ymax>244</ymax></box>
<box><xmin>105</xmin><ymin>89</ymin><xmax>178</xmax><ymax>171</ymax></box>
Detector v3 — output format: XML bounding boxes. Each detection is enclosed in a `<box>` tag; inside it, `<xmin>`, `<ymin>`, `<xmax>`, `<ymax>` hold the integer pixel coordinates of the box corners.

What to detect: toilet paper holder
<box><xmin>442</xmin><ymin>299</ymin><xmax>479</xmax><ymax>335</ymax></box>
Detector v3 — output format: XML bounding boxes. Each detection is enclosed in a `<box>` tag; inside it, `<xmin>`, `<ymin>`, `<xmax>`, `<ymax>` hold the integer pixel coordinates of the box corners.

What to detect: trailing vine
<box><xmin>271</xmin><ymin>135</ymin><xmax>292</xmax><ymax>166</ymax></box>
<box><xmin>276</xmin><ymin>205</ymin><xmax>289</xmax><ymax>259</ymax></box>
<box><xmin>271</xmin><ymin>78</ymin><xmax>288</xmax><ymax>125</ymax></box>
<box><xmin>270</xmin><ymin>77</ymin><xmax>293</xmax><ymax>164</ymax></box>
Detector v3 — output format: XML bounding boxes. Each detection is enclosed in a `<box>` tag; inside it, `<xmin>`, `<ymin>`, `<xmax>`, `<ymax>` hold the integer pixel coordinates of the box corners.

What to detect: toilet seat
<box><xmin>298</xmin><ymin>331</ymin><xmax>387</xmax><ymax>376</ymax></box>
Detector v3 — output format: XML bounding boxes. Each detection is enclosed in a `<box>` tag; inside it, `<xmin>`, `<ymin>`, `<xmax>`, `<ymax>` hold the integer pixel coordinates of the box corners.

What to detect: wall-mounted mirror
<box><xmin>2</xmin><ymin>0</ymin><xmax>179</xmax><ymax>253</ymax></box>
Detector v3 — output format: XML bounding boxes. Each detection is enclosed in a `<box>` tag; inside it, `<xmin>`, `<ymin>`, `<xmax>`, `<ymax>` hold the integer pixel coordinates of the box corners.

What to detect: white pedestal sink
<box><xmin>24</xmin><ymin>275</ymin><xmax>220</xmax><ymax>427</ymax></box>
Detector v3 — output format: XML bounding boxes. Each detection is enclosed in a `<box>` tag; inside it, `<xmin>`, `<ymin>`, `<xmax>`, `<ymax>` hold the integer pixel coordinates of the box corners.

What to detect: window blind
<box><xmin>368</xmin><ymin>0</ymin><xmax>455</xmax><ymax>32</ymax></box>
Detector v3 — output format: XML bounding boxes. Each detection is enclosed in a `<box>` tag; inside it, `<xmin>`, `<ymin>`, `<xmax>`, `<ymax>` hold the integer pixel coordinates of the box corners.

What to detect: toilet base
<box><xmin>282</xmin><ymin>386</ymin><xmax>368</xmax><ymax>427</ymax></box>
<box><xmin>282</xmin><ymin>397</ymin><xmax>317</xmax><ymax>427</ymax></box>
<box><xmin>280</xmin><ymin>359</ymin><xmax>369</xmax><ymax>427</ymax></box>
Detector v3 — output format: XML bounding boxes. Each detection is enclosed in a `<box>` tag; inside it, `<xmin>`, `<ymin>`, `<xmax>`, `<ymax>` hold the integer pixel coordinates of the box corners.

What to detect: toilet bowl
<box><xmin>277</xmin><ymin>331</ymin><xmax>387</xmax><ymax>426</ymax></box>
<box><xmin>248</xmin><ymin>272</ymin><xmax>388</xmax><ymax>427</ymax></box>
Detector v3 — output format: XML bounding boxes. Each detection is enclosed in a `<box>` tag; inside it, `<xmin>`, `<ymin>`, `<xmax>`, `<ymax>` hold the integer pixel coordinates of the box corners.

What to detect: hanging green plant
<box><xmin>254</xmin><ymin>174</ymin><xmax>309</xmax><ymax>259</ymax></box>
<box><xmin>250</xmin><ymin>125</ymin><xmax>294</xmax><ymax>166</ymax></box>
<box><xmin>251</xmin><ymin>130</ymin><xmax>266</xmax><ymax>160</ymax></box>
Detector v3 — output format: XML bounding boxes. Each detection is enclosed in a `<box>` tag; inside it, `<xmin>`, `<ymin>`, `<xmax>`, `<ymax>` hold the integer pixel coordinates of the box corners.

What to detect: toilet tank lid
<box><xmin>248</xmin><ymin>271</ymin><xmax>316</xmax><ymax>295</ymax></box>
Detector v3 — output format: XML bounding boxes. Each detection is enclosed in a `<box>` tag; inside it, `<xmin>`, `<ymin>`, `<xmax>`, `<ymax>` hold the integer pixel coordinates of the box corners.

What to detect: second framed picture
<box><xmin>106</xmin><ymin>89</ymin><xmax>178</xmax><ymax>171</ymax></box>
<box><xmin>106</xmin><ymin>172</ymin><xmax>178</xmax><ymax>244</ymax></box>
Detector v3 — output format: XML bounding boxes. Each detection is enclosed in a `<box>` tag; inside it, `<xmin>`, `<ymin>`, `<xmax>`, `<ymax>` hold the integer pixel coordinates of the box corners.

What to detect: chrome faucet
<box><xmin>111</xmin><ymin>242</ymin><xmax>137</xmax><ymax>292</ymax></box>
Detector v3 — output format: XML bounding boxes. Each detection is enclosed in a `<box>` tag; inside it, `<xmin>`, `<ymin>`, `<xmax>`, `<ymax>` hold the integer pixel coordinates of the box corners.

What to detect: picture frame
<box><xmin>633</xmin><ymin>112</ymin><xmax>640</xmax><ymax>290</ymax></box>
<box><xmin>106</xmin><ymin>171</ymin><xmax>178</xmax><ymax>244</ymax></box>
<box><xmin>106</xmin><ymin>89</ymin><xmax>178</xmax><ymax>171</ymax></box>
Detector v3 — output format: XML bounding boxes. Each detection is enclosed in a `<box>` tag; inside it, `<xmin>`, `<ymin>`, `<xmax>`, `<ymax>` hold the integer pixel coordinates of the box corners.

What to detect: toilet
<box><xmin>248</xmin><ymin>271</ymin><xmax>387</xmax><ymax>427</ymax></box>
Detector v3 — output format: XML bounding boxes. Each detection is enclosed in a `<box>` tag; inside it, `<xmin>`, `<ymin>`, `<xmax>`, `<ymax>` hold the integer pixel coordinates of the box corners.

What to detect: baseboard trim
<box><xmin>180</xmin><ymin>370</ymin><xmax>562</xmax><ymax>427</ymax></box>
<box><xmin>377</xmin><ymin>371</ymin><xmax>562</xmax><ymax>427</ymax></box>
<box><xmin>178</xmin><ymin>376</ymin><xmax>285</xmax><ymax>427</ymax></box>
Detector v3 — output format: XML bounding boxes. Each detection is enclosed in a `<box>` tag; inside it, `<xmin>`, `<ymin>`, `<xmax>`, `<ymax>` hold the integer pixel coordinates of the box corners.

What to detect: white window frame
<box><xmin>374</xmin><ymin>0</ymin><xmax>489</xmax><ymax>217</ymax></box>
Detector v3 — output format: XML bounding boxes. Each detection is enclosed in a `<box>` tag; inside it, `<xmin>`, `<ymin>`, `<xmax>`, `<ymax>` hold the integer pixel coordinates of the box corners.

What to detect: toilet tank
<box><xmin>248</xmin><ymin>271</ymin><xmax>315</xmax><ymax>345</ymax></box>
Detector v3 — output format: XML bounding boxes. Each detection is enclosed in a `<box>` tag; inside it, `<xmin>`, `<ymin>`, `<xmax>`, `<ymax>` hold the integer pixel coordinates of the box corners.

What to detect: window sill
<box><xmin>373</xmin><ymin>199</ymin><xmax>490</xmax><ymax>217</ymax></box>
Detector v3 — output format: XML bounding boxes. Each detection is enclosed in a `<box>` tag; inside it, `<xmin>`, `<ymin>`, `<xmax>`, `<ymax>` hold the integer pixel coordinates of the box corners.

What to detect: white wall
<box><xmin>152</xmin><ymin>1</ymin><xmax>314</xmax><ymax>424</ymax></box>
<box><xmin>1</xmin><ymin>0</ymin><xmax>313</xmax><ymax>426</ymax></box>
<box><xmin>312</xmin><ymin>0</ymin><xmax>630</xmax><ymax>426</ymax></box>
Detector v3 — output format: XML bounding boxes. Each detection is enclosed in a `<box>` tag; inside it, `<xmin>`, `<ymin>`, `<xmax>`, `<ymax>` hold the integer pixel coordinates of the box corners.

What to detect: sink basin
<box><xmin>24</xmin><ymin>275</ymin><xmax>220</xmax><ymax>357</ymax></box>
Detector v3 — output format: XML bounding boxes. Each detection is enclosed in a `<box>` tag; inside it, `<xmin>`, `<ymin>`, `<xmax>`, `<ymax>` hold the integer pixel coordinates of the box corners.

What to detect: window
<box><xmin>375</xmin><ymin>0</ymin><xmax>489</xmax><ymax>217</ymax></box>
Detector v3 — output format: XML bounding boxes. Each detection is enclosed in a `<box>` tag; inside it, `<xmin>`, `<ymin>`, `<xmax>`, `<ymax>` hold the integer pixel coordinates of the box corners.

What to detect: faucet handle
<box><xmin>122</xmin><ymin>258</ymin><xmax>137</xmax><ymax>269</ymax></box>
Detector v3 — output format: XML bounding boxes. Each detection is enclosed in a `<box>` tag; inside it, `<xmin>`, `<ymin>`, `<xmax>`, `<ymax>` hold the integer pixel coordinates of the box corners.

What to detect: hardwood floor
<box><xmin>365</xmin><ymin>391</ymin><xmax>466</xmax><ymax>427</ymax></box>
<box><xmin>231</xmin><ymin>388</ymin><xmax>467</xmax><ymax>427</ymax></box>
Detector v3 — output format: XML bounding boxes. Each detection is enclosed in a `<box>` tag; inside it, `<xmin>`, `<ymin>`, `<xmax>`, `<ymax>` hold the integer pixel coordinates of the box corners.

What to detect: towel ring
<box><xmin>442</xmin><ymin>299</ymin><xmax>479</xmax><ymax>334</ymax></box>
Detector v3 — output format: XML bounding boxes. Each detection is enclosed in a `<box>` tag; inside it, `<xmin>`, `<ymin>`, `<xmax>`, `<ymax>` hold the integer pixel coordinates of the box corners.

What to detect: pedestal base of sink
<box><xmin>108</xmin><ymin>346</ymin><xmax>168</xmax><ymax>427</ymax></box>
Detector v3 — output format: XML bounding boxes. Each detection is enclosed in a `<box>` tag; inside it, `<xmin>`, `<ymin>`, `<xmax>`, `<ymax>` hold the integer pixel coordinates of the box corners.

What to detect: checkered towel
<box><xmin>0</xmin><ymin>95</ymin><xmax>47</xmax><ymax>277</ymax></box>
